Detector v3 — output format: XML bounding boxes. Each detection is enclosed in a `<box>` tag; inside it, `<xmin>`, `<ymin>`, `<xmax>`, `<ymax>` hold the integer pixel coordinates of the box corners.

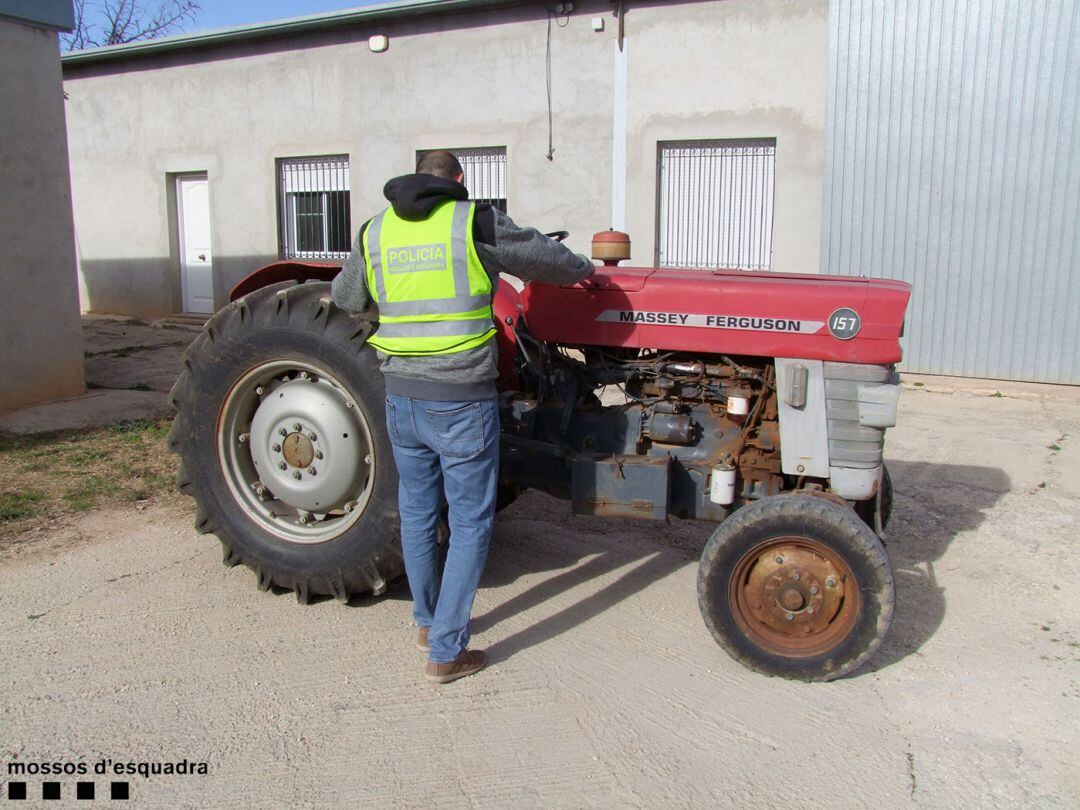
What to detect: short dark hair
<box><xmin>416</xmin><ymin>150</ymin><xmax>463</xmax><ymax>180</ymax></box>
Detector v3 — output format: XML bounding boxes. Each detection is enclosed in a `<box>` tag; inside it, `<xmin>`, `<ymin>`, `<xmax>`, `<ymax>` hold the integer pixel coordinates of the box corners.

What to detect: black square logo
<box><xmin>6</xmin><ymin>781</ymin><xmax>27</xmax><ymax>800</ymax></box>
<box><xmin>42</xmin><ymin>782</ymin><xmax>61</xmax><ymax>800</ymax></box>
<box><xmin>110</xmin><ymin>781</ymin><xmax>129</xmax><ymax>801</ymax></box>
<box><xmin>77</xmin><ymin>782</ymin><xmax>95</xmax><ymax>800</ymax></box>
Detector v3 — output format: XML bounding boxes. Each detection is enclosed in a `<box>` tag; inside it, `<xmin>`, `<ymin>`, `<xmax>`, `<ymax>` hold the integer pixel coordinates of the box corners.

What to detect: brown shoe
<box><xmin>425</xmin><ymin>649</ymin><xmax>487</xmax><ymax>684</ymax></box>
<box><xmin>416</xmin><ymin>627</ymin><xmax>431</xmax><ymax>653</ymax></box>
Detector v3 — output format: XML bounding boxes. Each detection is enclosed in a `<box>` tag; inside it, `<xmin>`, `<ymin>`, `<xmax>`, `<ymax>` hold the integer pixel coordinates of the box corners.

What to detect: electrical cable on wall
<box><xmin>546</xmin><ymin>11</ymin><xmax>554</xmax><ymax>160</ymax></box>
<box><xmin>545</xmin><ymin>4</ymin><xmax>571</xmax><ymax>161</ymax></box>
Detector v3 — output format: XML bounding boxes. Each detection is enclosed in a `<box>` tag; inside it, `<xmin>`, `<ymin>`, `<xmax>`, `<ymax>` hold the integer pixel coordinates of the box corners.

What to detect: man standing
<box><xmin>331</xmin><ymin>150</ymin><xmax>593</xmax><ymax>683</ymax></box>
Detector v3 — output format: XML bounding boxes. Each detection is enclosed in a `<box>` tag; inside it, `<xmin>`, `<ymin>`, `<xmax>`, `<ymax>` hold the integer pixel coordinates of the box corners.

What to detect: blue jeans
<box><xmin>385</xmin><ymin>394</ymin><xmax>499</xmax><ymax>663</ymax></box>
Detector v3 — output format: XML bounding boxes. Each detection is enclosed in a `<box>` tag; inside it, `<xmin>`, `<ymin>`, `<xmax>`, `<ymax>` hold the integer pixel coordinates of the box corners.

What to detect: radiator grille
<box><xmin>823</xmin><ymin>363</ymin><xmax>893</xmax><ymax>469</ymax></box>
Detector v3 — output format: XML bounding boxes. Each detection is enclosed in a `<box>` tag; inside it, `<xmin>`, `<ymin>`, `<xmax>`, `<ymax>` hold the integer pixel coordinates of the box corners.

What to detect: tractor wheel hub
<box><xmin>248</xmin><ymin>378</ymin><xmax>367</xmax><ymax>514</ymax></box>
<box><xmin>282</xmin><ymin>432</ymin><xmax>315</xmax><ymax>468</ymax></box>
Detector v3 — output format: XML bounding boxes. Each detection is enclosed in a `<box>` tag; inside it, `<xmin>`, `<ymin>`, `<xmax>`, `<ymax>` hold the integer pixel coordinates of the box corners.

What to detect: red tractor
<box><xmin>170</xmin><ymin>231</ymin><xmax>910</xmax><ymax>681</ymax></box>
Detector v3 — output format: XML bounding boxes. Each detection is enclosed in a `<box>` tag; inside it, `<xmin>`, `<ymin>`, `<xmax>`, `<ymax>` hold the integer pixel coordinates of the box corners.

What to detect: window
<box><xmin>417</xmin><ymin>146</ymin><xmax>507</xmax><ymax>212</ymax></box>
<box><xmin>656</xmin><ymin>139</ymin><xmax>776</xmax><ymax>271</ymax></box>
<box><xmin>277</xmin><ymin>155</ymin><xmax>351</xmax><ymax>260</ymax></box>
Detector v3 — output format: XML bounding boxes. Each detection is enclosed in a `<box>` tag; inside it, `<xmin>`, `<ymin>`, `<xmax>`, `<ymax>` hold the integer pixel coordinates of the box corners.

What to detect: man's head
<box><xmin>416</xmin><ymin>150</ymin><xmax>464</xmax><ymax>183</ymax></box>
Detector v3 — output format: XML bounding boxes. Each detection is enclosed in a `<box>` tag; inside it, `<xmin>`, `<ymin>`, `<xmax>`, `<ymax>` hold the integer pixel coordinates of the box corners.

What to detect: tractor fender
<box><xmin>230</xmin><ymin>260</ymin><xmax>340</xmax><ymax>303</ymax></box>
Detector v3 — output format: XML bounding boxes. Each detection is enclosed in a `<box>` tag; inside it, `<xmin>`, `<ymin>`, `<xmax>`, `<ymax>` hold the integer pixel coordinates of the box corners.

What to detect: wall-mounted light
<box><xmin>368</xmin><ymin>34</ymin><xmax>389</xmax><ymax>52</ymax></box>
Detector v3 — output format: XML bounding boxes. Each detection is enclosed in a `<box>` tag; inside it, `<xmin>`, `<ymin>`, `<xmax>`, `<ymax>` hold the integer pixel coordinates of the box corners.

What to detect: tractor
<box><xmin>169</xmin><ymin>229</ymin><xmax>910</xmax><ymax>682</ymax></box>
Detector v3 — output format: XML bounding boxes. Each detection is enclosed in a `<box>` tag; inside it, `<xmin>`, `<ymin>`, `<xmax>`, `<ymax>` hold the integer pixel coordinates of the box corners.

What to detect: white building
<box><xmin>61</xmin><ymin>0</ymin><xmax>828</xmax><ymax>317</ymax></box>
<box><xmin>60</xmin><ymin>0</ymin><xmax>1080</xmax><ymax>383</ymax></box>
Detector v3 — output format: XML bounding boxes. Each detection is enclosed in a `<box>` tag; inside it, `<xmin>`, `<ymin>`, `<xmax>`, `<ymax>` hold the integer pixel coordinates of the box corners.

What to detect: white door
<box><xmin>177</xmin><ymin>174</ymin><xmax>214</xmax><ymax>314</ymax></box>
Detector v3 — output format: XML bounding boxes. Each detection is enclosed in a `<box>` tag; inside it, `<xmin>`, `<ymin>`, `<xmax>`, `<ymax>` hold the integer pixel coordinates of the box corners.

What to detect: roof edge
<box><xmin>61</xmin><ymin>0</ymin><xmax>528</xmax><ymax>68</ymax></box>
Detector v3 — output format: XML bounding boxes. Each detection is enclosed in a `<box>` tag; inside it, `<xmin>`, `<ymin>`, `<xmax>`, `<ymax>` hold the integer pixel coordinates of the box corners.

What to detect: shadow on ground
<box><xmin>865</xmin><ymin>460</ymin><xmax>1011</xmax><ymax>674</ymax></box>
<box><xmin>231</xmin><ymin>457</ymin><xmax>1011</xmax><ymax>677</ymax></box>
<box><xmin>453</xmin><ymin>460</ymin><xmax>1011</xmax><ymax>673</ymax></box>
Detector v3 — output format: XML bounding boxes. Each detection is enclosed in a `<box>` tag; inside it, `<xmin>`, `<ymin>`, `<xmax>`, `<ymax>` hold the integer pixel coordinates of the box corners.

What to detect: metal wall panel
<box><xmin>821</xmin><ymin>0</ymin><xmax>1080</xmax><ymax>383</ymax></box>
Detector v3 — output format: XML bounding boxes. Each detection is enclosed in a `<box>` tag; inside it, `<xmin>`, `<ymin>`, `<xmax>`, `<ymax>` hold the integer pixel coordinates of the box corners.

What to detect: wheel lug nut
<box><xmin>307</xmin><ymin>432</ymin><xmax>317</xmax><ymax>441</ymax></box>
<box><xmin>825</xmin><ymin>577</ymin><xmax>837</xmax><ymax>588</ymax></box>
<box><xmin>278</xmin><ymin>428</ymin><xmax>287</xmax><ymax>437</ymax></box>
<box><xmin>299</xmin><ymin>371</ymin><xmax>309</xmax><ymax>380</ymax></box>
<box><xmin>807</xmin><ymin>606</ymin><xmax>815</xmax><ymax>614</ymax></box>
<box><xmin>309</xmin><ymin>467</ymin><xmax>317</xmax><ymax>476</ymax></box>
<box><xmin>297</xmin><ymin>513</ymin><xmax>310</xmax><ymax>524</ymax></box>
<box><xmin>272</xmin><ymin>444</ymin><xmax>281</xmax><ymax>453</ymax></box>
<box><xmin>292</xmin><ymin>423</ymin><xmax>302</xmax><ymax>432</ymax></box>
<box><xmin>255</xmin><ymin>386</ymin><xmax>265</xmax><ymax>395</ymax></box>
<box><xmin>810</xmin><ymin>586</ymin><xmax>819</xmax><ymax>595</ymax></box>
<box><xmin>792</xmin><ymin>571</ymin><xmax>800</xmax><ymax>581</ymax></box>
<box><xmin>315</xmin><ymin>451</ymin><xmax>323</xmax><ymax>460</ymax></box>
<box><xmin>292</xmin><ymin>471</ymin><xmax>302</xmax><ymax>480</ymax></box>
<box><xmin>278</xmin><ymin>462</ymin><xmax>287</xmax><ymax>470</ymax></box>
<box><xmin>345</xmin><ymin>401</ymin><xmax>354</xmax><ymax>409</ymax></box>
<box><xmin>803</xmin><ymin>625</ymin><xmax>814</xmax><ymax>634</ymax></box>
<box><xmin>775</xmin><ymin>556</ymin><xmax>784</xmax><ymax>565</ymax></box>
<box><xmin>238</xmin><ymin>433</ymin><xmax>249</xmax><ymax>444</ymax></box>
<box><xmin>785</xmin><ymin>612</ymin><xmax>794</xmax><ymax>621</ymax></box>
<box><xmin>364</xmin><ymin>454</ymin><xmax>372</xmax><ymax>464</ymax></box>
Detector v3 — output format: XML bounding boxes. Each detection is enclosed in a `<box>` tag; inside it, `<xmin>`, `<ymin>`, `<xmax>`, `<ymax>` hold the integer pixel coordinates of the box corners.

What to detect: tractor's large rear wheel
<box><xmin>698</xmin><ymin>494</ymin><xmax>894</xmax><ymax>681</ymax></box>
<box><xmin>169</xmin><ymin>281</ymin><xmax>402</xmax><ymax>602</ymax></box>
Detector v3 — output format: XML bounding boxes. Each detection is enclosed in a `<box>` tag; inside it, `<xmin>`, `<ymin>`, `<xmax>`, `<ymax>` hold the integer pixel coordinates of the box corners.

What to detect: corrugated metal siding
<box><xmin>821</xmin><ymin>0</ymin><xmax>1080</xmax><ymax>383</ymax></box>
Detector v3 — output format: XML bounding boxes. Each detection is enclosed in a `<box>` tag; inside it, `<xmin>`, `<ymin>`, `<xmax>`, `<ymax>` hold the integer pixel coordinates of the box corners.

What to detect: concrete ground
<box><xmin>1</xmin><ymin>328</ymin><xmax>1078</xmax><ymax>806</ymax></box>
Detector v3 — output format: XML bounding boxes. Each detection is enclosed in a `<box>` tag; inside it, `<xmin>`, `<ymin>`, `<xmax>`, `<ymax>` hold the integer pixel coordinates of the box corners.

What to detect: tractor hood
<box><xmin>517</xmin><ymin>266</ymin><xmax>912</xmax><ymax>365</ymax></box>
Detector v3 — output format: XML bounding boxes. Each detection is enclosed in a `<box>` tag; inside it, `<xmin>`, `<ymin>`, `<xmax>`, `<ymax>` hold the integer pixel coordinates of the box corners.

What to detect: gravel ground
<box><xmin>1</xmin><ymin>382</ymin><xmax>1077</xmax><ymax>807</ymax></box>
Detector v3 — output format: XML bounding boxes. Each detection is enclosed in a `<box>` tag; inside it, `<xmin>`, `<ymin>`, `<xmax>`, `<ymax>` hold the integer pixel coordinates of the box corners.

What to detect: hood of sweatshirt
<box><xmin>382</xmin><ymin>173</ymin><xmax>468</xmax><ymax>221</ymax></box>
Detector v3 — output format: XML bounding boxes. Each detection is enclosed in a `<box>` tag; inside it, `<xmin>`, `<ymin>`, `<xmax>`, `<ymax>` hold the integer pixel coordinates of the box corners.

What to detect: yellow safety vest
<box><xmin>362</xmin><ymin>200</ymin><xmax>495</xmax><ymax>356</ymax></box>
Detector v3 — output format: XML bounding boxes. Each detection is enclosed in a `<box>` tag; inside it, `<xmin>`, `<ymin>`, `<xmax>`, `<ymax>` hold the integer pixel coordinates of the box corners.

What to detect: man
<box><xmin>331</xmin><ymin>150</ymin><xmax>593</xmax><ymax>683</ymax></box>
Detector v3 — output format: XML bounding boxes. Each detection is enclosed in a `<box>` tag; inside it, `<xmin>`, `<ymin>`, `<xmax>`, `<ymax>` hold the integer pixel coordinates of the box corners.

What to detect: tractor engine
<box><xmin>500</xmin><ymin>344</ymin><xmax>781</xmax><ymax>522</ymax></box>
<box><xmin>492</xmin><ymin>257</ymin><xmax>908</xmax><ymax>527</ymax></box>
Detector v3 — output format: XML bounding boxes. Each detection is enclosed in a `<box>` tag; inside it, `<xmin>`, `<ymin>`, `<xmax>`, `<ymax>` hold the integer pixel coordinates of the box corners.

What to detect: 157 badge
<box><xmin>828</xmin><ymin>307</ymin><xmax>861</xmax><ymax>340</ymax></box>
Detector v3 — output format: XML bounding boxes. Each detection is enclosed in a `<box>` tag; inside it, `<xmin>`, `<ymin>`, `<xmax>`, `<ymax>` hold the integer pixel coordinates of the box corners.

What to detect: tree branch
<box><xmin>60</xmin><ymin>0</ymin><xmax>200</xmax><ymax>51</ymax></box>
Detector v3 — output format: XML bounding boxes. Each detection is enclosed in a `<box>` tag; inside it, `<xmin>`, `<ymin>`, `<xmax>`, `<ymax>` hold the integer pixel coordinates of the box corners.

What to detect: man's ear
<box><xmin>455</xmin><ymin>172</ymin><xmax>465</xmax><ymax>184</ymax></box>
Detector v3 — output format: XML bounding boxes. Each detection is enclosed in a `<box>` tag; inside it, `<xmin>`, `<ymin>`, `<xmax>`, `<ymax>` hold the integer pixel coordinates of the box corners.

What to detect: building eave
<box><xmin>61</xmin><ymin>0</ymin><xmax>530</xmax><ymax>69</ymax></box>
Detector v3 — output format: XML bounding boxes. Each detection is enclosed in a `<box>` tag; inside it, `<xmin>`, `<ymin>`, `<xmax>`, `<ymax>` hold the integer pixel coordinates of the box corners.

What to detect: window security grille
<box><xmin>657</xmin><ymin>139</ymin><xmax>776</xmax><ymax>271</ymax></box>
<box><xmin>278</xmin><ymin>155</ymin><xmax>351</xmax><ymax>260</ymax></box>
<box><xmin>418</xmin><ymin>147</ymin><xmax>507</xmax><ymax>213</ymax></box>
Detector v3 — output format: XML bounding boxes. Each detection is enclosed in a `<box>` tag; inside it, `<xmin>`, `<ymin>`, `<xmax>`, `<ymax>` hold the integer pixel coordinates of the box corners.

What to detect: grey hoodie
<box><xmin>331</xmin><ymin>173</ymin><xmax>594</xmax><ymax>401</ymax></box>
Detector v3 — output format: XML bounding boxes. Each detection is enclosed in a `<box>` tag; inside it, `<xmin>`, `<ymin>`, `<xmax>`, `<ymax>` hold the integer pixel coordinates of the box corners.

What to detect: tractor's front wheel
<box><xmin>697</xmin><ymin>494</ymin><xmax>894</xmax><ymax>681</ymax></box>
<box><xmin>169</xmin><ymin>281</ymin><xmax>402</xmax><ymax>602</ymax></box>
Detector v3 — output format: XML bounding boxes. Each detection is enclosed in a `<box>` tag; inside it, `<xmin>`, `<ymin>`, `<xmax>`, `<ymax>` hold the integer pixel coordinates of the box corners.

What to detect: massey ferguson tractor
<box><xmin>169</xmin><ymin>229</ymin><xmax>911</xmax><ymax>682</ymax></box>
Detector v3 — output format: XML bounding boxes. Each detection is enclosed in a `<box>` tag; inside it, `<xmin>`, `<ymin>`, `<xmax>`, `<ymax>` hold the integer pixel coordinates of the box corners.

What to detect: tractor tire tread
<box><xmin>169</xmin><ymin>281</ymin><xmax>400</xmax><ymax>601</ymax></box>
<box><xmin>697</xmin><ymin>493</ymin><xmax>894</xmax><ymax>682</ymax></box>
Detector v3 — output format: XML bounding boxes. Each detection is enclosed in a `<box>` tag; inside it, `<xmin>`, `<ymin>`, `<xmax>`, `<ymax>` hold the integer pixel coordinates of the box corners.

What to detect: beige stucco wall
<box><xmin>0</xmin><ymin>17</ymin><xmax>84</xmax><ymax>414</ymax></box>
<box><xmin>63</xmin><ymin>0</ymin><xmax>827</xmax><ymax>318</ymax></box>
<box><xmin>626</xmin><ymin>0</ymin><xmax>828</xmax><ymax>271</ymax></box>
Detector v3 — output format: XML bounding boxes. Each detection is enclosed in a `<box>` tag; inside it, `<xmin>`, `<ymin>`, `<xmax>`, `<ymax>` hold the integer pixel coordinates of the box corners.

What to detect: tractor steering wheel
<box><xmin>544</xmin><ymin>230</ymin><xmax>570</xmax><ymax>242</ymax></box>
